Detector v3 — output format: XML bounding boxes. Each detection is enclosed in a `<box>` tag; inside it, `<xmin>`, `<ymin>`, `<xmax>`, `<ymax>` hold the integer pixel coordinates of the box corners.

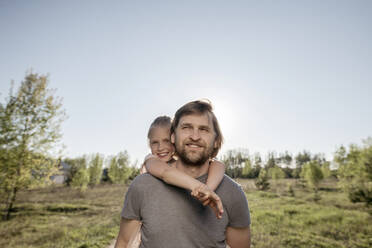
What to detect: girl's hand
<box><xmin>191</xmin><ymin>184</ymin><xmax>224</xmax><ymax>219</ymax></box>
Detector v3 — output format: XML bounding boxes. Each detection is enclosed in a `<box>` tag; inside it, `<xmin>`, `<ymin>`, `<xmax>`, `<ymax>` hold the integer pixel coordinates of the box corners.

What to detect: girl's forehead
<box><xmin>149</xmin><ymin>125</ymin><xmax>171</xmax><ymax>138</ymax></box>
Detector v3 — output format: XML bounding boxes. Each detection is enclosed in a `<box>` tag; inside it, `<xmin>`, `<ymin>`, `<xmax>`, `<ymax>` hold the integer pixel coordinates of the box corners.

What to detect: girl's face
<box><xmin>149</xmin><ymin>126</ymin><xmax>175</xmax><ymax>162</ymax></box>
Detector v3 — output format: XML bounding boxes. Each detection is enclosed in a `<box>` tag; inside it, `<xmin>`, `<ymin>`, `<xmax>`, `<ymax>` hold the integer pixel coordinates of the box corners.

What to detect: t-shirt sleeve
<box><xmin>121</xmin><ymin>180</ymin><xmax>143</xmax><ymax>221</ymax></box>
<box><xmin>228</xmin><ymin>185</ymin><xmax>251</xmax><ymax>227</ymax></box>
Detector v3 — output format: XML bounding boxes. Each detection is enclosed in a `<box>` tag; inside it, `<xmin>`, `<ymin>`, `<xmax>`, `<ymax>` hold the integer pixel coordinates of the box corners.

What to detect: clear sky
<box><xmin>1</xmin><ymin>0</ymin><xmax>371</xmax><ymax>166</ymax></box>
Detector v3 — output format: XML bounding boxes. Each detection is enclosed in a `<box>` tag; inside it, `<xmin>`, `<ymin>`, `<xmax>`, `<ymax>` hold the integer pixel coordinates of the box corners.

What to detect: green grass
<box><xmin>237</xmin><ymin>178</ymin><xmax>372</xmax><ymax>248</ymax></box>
<box><xmin>1</xmin><ymin>179</ymin><xmax>371</xmax><ymax>248</ymax></box>
<box><xmin>0</xmin><ymin>184</ymin><xmax>127</xmax><ymax>248</ymax></box>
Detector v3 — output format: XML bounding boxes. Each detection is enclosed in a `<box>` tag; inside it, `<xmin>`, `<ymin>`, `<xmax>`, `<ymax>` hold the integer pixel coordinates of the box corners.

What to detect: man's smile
<box><xmin>185</xmin><ymin>142</ymin><xmax>204</xmax><ymax>150</ymax></box>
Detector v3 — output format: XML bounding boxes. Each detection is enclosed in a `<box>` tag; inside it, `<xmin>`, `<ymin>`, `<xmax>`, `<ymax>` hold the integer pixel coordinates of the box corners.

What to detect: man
<box><xmin>115</xmin><ymin>100</ymin><xmax>251</xmax><ymax>248</ymax></box>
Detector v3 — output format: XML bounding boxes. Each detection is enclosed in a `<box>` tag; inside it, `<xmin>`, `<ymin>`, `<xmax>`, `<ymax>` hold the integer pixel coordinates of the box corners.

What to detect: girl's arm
<box><xmin>144</xmin><ymin>155</ymin><xmax>204</xmax><ymax>191</ymax></box>
<box><xmin>206</xmin><ymin>160</ymin><xmax>226</xmax><ymax>191</ymax></box>
<box><xmin>144</xmin><ymin>156</ymin><xmax>223</xmax><ymax>218</ymax></box>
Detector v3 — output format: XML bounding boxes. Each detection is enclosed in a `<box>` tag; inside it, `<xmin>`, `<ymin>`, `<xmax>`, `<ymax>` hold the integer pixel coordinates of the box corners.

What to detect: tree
<box><xmin>88</xmin><ymin>153</ymin><xmax>104</xmax><ymax>186</ymax></box>
<box><xmin>295</xmin><ymin>151</ymin><xmax>312</xmax><ymax>167</ymax></box>
<box><xmin>0</xmin><ymin>72</ymin><xmax>65</xmax><ymax>220</ymax></box>
<box><xmin>63</xmin><ymin>156</ymin><xmax>86</xmax><ymax>186</ymax></box>
<box><xmin>251</xmin><ymin>153</ymin><xmax>262</xmax><ymax>178</ymax></box>
<box><xmin>70</xmin><ymin>161</ymin><xmax>89</xmax><ymax>193</ymax></box>
<box><xmin>300</xmin><ymin>161</ymin><xmax>324</xmax><ymax>192</ymax></box>
<box><xmin>222</xmin><ymin>149</ymin><xmax>249</xmax><ymax>178</ymax></box>
<box><xmin>255</xmin><ymin>169</ymin><xmax>270</xmax><ymax>190</ymax></box>
<box><xmin>268</xmin><ymin>166</ymin><xmax>286</xmax><ymax>180</ymax></box>
<box><xmin>265</xmin><ymin>152</ymin><xmax>276</xmax><ymax>169</ymax></box>
<box><xmin>241</xmin><ymin>159</ymin><xmax>252</xmax><ymax>178</ymax></box>
<box><xmin>336</xmin><ymin>139</ymin><xmax>372</xmax><ymax>205</ymax></box>
<box><xmin>320</xmin><ymin>161</ymin><xmax>332</xmax><ymax>179</ymax></box>
<box><xmin>108</xmin><ymin>151</ymin><xmax>132</xmax><ymax>184</ymax></box>
<box><xmin>279</xmin><ymin>151</ymin><xmax>293</xmax><ymax>167</ymax></box>
<box><xmin>294</xmin><ymin>150</ymin><xmax>312</xmax><ymax>178</ymax></box>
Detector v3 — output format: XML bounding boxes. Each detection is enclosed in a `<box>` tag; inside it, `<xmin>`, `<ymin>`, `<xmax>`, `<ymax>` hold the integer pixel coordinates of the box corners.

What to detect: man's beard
<box><xmin>175</xmin><ymin>137</ymin><xmax>214</xmax><ymax>167</ymax></box>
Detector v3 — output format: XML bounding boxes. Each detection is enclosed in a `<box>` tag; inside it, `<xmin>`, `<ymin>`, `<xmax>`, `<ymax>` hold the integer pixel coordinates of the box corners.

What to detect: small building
<box><xmin>50</xmin><ymin>161</ymin><xmax>70</xmax><ymax>184</ymax></box>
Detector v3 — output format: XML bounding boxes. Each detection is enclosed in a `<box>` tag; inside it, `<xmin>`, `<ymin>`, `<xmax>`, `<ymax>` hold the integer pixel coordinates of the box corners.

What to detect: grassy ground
<box><xmin>0</xmin><ymin>184</ymin><xmax>127</xmax><ymax>248</ymax></box>
<box><xmin>1</xmin><ymin>179</ymin><xmax>371</xmax><ymax>248</ymax></box>
<box><xmin>236</xmin><ymin>178</ymin><xmax>372</xmax><ymax>248</ymax></box>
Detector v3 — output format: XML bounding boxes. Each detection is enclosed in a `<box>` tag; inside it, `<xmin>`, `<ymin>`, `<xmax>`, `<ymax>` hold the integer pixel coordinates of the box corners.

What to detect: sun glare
<box><xmin>212</xmin><ymin>99</ymin><xmax>237</xmax><ymax>139</ymax></box>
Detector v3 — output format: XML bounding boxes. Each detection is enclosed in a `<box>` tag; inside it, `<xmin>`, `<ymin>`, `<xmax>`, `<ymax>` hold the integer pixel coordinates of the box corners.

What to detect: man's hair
<box><xmin>171</xmin><ymin>100</ymin><xmax>223</xmax><ymax>158</ymax></box>
<box><xmin>147</xmin><ymin>116</ymin><xmax>172</xmax><ymax>139</ymax></box>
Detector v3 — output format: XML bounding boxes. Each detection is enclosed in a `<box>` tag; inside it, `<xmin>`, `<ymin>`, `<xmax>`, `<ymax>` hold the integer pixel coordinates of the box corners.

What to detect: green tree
<box><xmin>0</xmin><ymin>73</ymin><xmax>65</xmax><ymax>220</ymax></box>
<box><xmin>251</xmin><ymin>153</ymin><xmax>262</xmax><ymax>178</ymax></box>
<box><xmin>255</xmin><ymin>169</ymin><xmax>270</xmax><ymax>190</ymax></box>
<box><xmin>336</xmin><ymin>139</ymin><xmax>372</xmax><ymax>205</ymax></box>
<box><xmin>242</xmin><ymin>159</ymin><xmax>252</xmax><ymax>178</ymax></box>
<box><xmin>334</xmin><ymin>145</ymin><xmax>347</xmax><ymax>168</ymax></box>
<box><xmin>108</xmin><ymin>151</ymin><xmax>132</xmax><ymax>184</ymax></box>
<box><xmin>265</xmin><ymin>152</ymin><xmax>276</xmax><ymax>169</ymax></box>
<box><xmin>294</xmin><ymin>150</ymin><xmax>312</xmax><ymax>178</ymax></box>
<box><xmin>63</xmin><ymin>156</ymin><xmax>86</xmax><ymax>186</ymax></box>
<box><xmin>300</xmin><ymin>161</ymin><xmax>324</xmax><ymax>192</ymax></box>
<box><xmin>268</xmin><ymin>166</ymin><xmax>286</xmax><ymax>180</ymax></box>
<box><xmin>71</xmin><ymin>167</ymin><xmax>89</xmax><ymax>192</ymax></box>
<box><xmin>279</xmin><ymin>151</ymin><xmax>293</xmax><ymax>166</ymax></box>
<box><xmin>320</xmin><ymin>161</ymin><xmax>332</xmax><ymax>179</ymax></box>
<box><xmin>66</xmin><ymin>156</ymin><xmax>89</xmax><ymax>192</ymax></box>
<box><xmin>88</xmin><ymin>153</ymin><xmax>104</xmax><ymax>186</ymax></box>
<box><xmin>222</xmin><ymin>149</ymin><xmax>249</xmax><ymax>178</ymax></box>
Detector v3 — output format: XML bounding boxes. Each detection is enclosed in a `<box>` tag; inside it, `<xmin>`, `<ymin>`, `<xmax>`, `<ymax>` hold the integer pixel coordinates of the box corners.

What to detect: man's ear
<box><xmin>171</xmin><ymin>133</ymin><xmax>175</xmax><ymax>144</ymax></box>
<box><xmin>213</xmin><ymin>136</ymin><xmax>218</xmax><ymax>148</ymax></box>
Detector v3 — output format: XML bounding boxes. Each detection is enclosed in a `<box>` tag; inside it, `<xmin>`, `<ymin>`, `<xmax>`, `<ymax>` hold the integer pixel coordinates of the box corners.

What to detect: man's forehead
<box><xmin>178</xmin><ymin>113</ymin><xmax>213</xmax><ymax>126</ymax></box>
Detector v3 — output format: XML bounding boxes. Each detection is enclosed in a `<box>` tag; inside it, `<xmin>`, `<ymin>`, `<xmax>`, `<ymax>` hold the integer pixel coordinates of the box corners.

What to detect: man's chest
<box><xmin>140</xmin><ymin>184</ymin><xmax>229</xmax><ymax>244</ymax></box>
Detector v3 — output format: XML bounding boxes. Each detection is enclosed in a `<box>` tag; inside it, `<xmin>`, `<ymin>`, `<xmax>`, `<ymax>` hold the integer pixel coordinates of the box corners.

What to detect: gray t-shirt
<box><xmin>121</xmin><ymin>173</ymin><xmax>250</xmax><ymax>248</ymax></box>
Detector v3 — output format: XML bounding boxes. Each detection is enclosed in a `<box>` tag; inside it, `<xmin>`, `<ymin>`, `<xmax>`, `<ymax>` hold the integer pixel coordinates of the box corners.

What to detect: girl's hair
<box><xmin>147</xmin><ymin>116</ymin><xmax>172</xmax><ymax>139</ymax></box>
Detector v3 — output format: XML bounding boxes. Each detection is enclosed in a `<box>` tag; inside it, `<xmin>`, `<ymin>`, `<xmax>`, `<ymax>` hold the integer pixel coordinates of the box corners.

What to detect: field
<box><xmin>0</xmin><ymin>184</ymin><xmax>126</xmax><ymax>248</ymax></box>
<box><xmin>236</xmin><ymin>179</ymin><xmax>371</xmax><ymax>248</ymax></box>
<box><xmin>1</xmin><ymin>179</ymin><xmax>371</xmax><ymax>248</ymax></box>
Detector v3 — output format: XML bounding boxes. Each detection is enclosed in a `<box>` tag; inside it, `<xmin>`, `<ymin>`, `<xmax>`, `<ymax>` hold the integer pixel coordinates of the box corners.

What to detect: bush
<box><xmin>255</xmin><ymin>169</ymin><xmax>270</xmax><ymax>190</ymax></box>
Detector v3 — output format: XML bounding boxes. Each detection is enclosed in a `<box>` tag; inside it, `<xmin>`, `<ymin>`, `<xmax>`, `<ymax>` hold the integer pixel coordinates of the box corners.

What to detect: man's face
<box><xmin>172</xmin><ymin>113</ymin><xmax>217</xmax><ymax>166</ymax></box>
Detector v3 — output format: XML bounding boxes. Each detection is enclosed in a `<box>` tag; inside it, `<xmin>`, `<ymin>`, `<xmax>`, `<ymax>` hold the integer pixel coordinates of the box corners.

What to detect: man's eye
<box><xmin>151</xmin><ymin>141</ymin><xmax>159</xmax><ymax>145</ymax></box>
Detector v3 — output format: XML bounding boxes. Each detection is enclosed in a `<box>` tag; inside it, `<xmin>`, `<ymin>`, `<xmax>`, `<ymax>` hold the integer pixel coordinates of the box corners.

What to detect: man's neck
<box><xmin>174</xmin><ymin>159</ymin><xmax>209</xmax><ymax>178</ymax></box>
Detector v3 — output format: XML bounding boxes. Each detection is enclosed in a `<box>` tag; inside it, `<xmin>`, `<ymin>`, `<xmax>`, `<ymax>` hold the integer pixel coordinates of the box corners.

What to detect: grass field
<box><xmin>1</xmin><ymin>179</ymin><xmax>371</xmax><ymax>248</ymax></box>
<box><xmin>0</xmin><ymin>184</ymin><xmax>127</xmax><ymax>248</ymax></box>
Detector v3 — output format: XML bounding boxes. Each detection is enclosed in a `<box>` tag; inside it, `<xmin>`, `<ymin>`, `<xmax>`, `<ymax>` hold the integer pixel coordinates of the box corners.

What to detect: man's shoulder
<box><xmin>217</xmin><ymin>175</ymin><xmax>247</xmax><ymax>202</ymax></box>
<box><xmin>128</xmin><ymin>173</ymin><xmax>165</xmax><ymax>190</ymax></box>
<box><xmin>220</xmin><ymin>174</ymin><xmax>244</xmax><ymax>191</ymax></box>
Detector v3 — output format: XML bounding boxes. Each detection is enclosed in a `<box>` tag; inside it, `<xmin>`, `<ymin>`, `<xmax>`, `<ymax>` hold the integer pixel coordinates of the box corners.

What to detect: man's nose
<box><xmin>190</xmin><ymin>129</ymin><xmax>201</xmax><ymax>140</ymax></box>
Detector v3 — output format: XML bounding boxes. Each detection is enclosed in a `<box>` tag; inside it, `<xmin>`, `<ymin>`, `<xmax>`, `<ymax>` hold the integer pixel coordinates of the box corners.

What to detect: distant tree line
<box><xmin>62</xmin><ymin>151</ymin><xmax>139</xmax><ymax>192</ymax></box>
<box><xmin>221</xmin><ymin>142</ymin><xmax>371</xmax><ymax>205</ymax></box>
<box><xmin>222</xmin><ymin>149</ymin><xmax>331</xmax><ymax>179</ymax></box>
